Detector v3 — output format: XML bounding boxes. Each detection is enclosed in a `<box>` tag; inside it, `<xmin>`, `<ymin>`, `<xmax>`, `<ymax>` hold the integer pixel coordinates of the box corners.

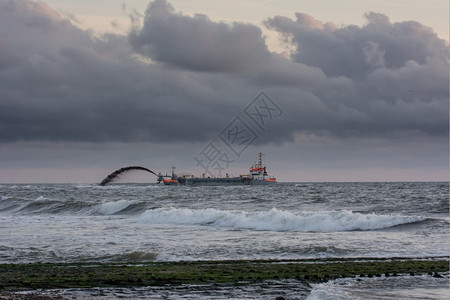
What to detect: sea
<box><xmin>0</xmin><ymin>182</ymin><xmax>448</xmax><ymax>299</ymax></box>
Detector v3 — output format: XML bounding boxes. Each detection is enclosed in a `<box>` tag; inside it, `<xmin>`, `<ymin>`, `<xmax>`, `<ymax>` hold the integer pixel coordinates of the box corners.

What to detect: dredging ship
<box><xmin>157</xmin><ymin>153</ymin><xmax>277</xmax><ymax>186</ymax></box>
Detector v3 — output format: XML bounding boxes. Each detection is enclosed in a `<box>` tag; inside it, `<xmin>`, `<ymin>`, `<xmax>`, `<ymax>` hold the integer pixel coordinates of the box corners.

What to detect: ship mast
<box><xmin>171</xmin><ymin>165</ymin><xmax>176</xmax><ymax>178</ymax></box>
<box><xmin>257</xmin><ymin>152</ymin><xmax>263</xmax><ymax>169</ymax></box>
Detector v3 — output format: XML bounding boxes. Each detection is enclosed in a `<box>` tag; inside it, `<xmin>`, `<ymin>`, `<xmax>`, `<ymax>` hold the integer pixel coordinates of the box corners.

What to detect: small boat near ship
<box><xmin>157</xmin><ymin>153</ymin><xmax>277</xmax><ymax>186</ymax></box>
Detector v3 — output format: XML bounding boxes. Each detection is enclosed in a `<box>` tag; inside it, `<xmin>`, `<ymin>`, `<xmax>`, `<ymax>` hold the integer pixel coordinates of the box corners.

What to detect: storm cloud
<box><xmin>0</xmin><ymin>0</ymin><xmax>448</xmax><ymax>146</ymax></box>
<box><xmin>129</xmin><ymin>0</ymin><xmax>270</xmax><ymax>72</ymax></box>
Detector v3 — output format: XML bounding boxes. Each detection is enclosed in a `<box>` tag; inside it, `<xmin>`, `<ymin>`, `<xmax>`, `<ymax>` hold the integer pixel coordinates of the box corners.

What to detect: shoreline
<box><xmin>1</xmin><ymin>257</ymin><xmax>448</xmax><ymax>292</ymax></box>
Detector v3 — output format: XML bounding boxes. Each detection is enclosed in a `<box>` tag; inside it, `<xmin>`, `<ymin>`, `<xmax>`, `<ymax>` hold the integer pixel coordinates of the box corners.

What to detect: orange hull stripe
<box><xmin>163</xmin><ymin>179</ymin><xmax>177</xmax><ymax>183</ymax></box>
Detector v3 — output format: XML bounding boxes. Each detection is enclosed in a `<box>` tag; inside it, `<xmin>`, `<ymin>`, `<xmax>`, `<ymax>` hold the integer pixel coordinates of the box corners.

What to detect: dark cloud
<box><xmin>129</xmin><ymin>0</ymin><xmax>271</xmax><ymax>72</ymax></box>
<box><xmin>265</xmin><ymin>11</ymin><xmax>448</xmax><ymax>78</ymax></box>
<box><xmin>128</xmin><ymin>0</ymin><xmax>326</xmax><ymax>86</ymax></box>
<box><xmin>0</xmin><ymin>0</ymin><xmax>240</xmax><ymax>143</ymax></box>
<box><xmin>0</xmin><ymin>0</ymin><xmax>448</xmax><ymax>148</ymax></box>
<box><xmin>265</xmin><ymin>11</ymin><xmax>449</xmax><ymax>137</ymax></box>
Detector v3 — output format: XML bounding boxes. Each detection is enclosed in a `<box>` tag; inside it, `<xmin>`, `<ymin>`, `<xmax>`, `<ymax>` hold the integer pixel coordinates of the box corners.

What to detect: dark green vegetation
<box><xmin>0</xmin><ymin>258</ymin><xmax>448</xmax><ymax>290</ymax></box>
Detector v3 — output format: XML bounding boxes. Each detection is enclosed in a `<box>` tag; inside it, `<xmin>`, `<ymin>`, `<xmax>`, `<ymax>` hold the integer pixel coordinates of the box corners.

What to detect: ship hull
<box><xmin>163</xmin><ymin>177</ymin><xmax>276</xmax><ymax>186</ymax></box>
<box><xmin>160</xmin><ymin>152</ymin><xmax>277</xmax><ymax>186</ymax></box>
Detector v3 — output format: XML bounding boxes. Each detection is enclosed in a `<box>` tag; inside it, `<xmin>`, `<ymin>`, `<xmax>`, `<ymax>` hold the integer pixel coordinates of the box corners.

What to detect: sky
<box><xmin>0</xmin><ymin>0</ymin><xmax>448</xmax><ymax>183</ymax></box>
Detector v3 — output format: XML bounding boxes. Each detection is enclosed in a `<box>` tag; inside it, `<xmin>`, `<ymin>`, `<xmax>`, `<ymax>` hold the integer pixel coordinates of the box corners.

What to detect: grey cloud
<box><xmin>129</xmin><ymin>0</ymin><xmax>270</xmax><ymax>72</ymax></box>
<box><xmin>265</xmin><ymin>11</ymin><xmax>448</xmax><ymax>78</ymax></box>
<box><xmin>0</xmin><ymin>1</ymin><xmax>242</xmax><ymax>143</ymax></box>
<box><xmin>264</xmin><ymin>11</ymin><xmax>448</xmax><ymax>137</ymax></box>
<box><xmin>0</xmin><ymin>0</ymin><xmax>448</xmax><ymax>146</ymax></box>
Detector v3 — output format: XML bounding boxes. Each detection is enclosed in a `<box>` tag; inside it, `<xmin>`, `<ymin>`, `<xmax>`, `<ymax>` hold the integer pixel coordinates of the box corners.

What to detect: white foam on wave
<box><xmin>97</xmin><ymin>200</ymin><xmax>135</xmax><ymax>215</ymax></box>
<box><xmin>137</xmin><ymin>207</ymin><xmax>424</xmax><ymax>232</ymax></box>
<box><xmin>95</xmin><ymin>185</ymin><xmax>126</xmax><ymax>190</ymax></box>
<box><xmin>75</xmin><ymin>184</ymin><xmax>95</xmax><ymax>189</ymax></box>
<box><xmin>306</xmin><ymin>274</ymin><xmax>450</xmax><ymax>300</ymax></box>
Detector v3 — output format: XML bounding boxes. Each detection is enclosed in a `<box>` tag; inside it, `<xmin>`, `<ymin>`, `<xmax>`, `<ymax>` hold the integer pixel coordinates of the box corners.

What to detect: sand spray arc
<box><xmin>99</xmin><ymin>166</ymin><xmax>158</xmax><ymax>186</ymax></box>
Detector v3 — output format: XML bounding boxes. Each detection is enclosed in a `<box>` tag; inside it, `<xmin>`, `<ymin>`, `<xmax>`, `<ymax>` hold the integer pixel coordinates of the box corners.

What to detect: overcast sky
<box><xmin>0</xmin><ymin>0</ymin><xmax>448</xmax><ymax>183</ymax></box>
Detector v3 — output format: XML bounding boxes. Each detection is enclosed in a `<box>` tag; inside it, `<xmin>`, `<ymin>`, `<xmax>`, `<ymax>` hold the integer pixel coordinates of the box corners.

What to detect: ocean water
<box><xmin>0</xmin><ymin>182</ymin><xmax>448</xmax><ymax>299</ymax></box>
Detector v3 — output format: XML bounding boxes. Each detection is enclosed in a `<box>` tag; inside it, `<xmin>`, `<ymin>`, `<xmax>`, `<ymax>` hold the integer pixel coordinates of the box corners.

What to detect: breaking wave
<box><xmin>137</xmin><ymin>207</ymin><xmax>425</xmax><ymax>232</ymax></box>
<box><xmin>0</xmin><ymin>197</ymin><xmax>147</xmax><ymax>215</ymax></box>
<box><xmin>0</xmin><ymin>196</ymin><xmax>437</xmax><ymax>232</ymax></box>
<box><xmin>96</xmin><ymin>200</ymin><xmax>136</xmax><ymax>215</ymax></box>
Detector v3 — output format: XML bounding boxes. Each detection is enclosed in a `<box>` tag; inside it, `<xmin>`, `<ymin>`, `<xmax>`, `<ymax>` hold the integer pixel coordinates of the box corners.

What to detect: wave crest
<box><xmin>97</xmin><ymin>200</ymin><xmax>136</xmax><ymax>215</ymax></box>
<box><xmin>138</xmin><ymin>207</ymin><xmax>424</xmax><ymax>232</ymax></box>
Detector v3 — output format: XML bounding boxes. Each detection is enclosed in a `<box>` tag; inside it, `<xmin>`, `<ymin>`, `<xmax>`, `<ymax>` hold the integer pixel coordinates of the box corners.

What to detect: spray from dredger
<box><xmin>99</xmin><ymin>166</ymin><xmax>158</xmax><ymax>186</ymax></box>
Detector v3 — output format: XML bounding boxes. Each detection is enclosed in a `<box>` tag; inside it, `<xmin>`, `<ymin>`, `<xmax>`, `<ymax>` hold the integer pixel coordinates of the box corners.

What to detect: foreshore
<box><xmin>0</xmin><ymin>257</ymin><xmax>448</xmax><ymax>293</ymax></box>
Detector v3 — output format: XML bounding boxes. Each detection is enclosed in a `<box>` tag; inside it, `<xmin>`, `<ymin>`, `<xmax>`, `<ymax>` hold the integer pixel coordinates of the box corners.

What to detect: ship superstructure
<box><xmin>158</xmin><ymin>153</ymin><xmax>277</xmax><ymax>186</ymax></box>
